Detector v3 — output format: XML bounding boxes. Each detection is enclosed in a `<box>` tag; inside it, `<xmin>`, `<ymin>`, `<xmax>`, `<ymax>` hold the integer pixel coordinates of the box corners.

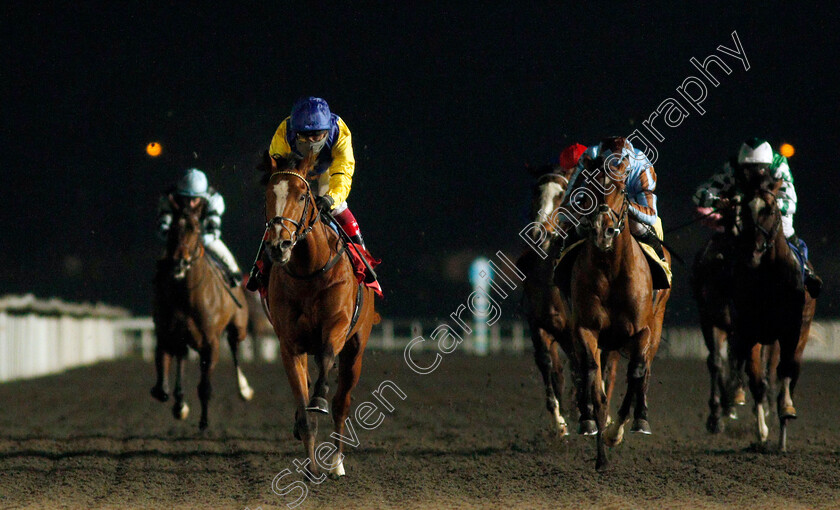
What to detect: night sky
<box><xmin>3</xmin><ymin>3</ymin><xmax>839</xmax><ymax>323</ymax></box>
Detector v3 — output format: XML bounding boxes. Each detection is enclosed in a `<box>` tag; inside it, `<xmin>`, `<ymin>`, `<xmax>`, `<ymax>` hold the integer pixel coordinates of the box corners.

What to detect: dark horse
<box><xmin>692</xmin><ymin>198</ymin><xmax>747</xmax><ymax>433</ymax></box>
<box><xmin>517</xmin><ymin>171</ymin><xmax>574</xmax><ymax>436</ymax></box>
<box><xmin>260</xmin><ymin>149</ymin><xmax>378</xmax><ymax>478</ymax></box>
<box><xmin>731</xmin><ymin>169</ymin><xmax>816</xmax><ymax>451</ymax></box>
<box><xmin>555</xmin><ymin>139</ymin><xmax>671</xmax><ymax>470</ymax></box>
<box><xmin>152</xmin><ymin>199</ymin><xmax>252</xmax><ymax>430</ymax></box>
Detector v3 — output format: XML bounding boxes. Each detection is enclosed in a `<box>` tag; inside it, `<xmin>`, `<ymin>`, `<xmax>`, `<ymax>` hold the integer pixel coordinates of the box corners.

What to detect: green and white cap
<box><xmin>737</xmin><ymin>137</ymin><xmax>774</xmax><ymax>166</ymax></box>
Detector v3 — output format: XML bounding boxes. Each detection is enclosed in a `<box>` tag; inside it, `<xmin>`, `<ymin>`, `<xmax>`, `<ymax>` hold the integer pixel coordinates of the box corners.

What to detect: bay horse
<box><xmin>554</xmin><ymin>139</ymin><xmax>671</xmax><ymax>470</ymax></box>
<box><xmin>151</xmin><ymin>199</ymin><xmax>253</xmax><ymax>430</ymax></box>
<box><xmin>692</xmin><ymin>198</ymin><xmax>747</xmax><ymax>433</ymax></box>
<box><xmin>731</xmin><ymin>170</ymin><xmax>816</xmax><ymax>451</ymax></box>
<box><xmin>260</xmin><ymin>149</ymin><xmax>378</xmax><ymax>479</ymax></box>
<box><xmin>517</xmin><ymin>171</ymin><xmax>574</xmax><ymax>436</ymax></box>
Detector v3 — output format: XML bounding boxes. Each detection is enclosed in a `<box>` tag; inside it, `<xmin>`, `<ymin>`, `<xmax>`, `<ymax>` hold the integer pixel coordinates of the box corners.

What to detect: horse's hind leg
<box><xmin>172</xmin><ymin>354</ymin><xmax>189</xmax><ymax>420</ymax></box>
<box><xmin>227</xmin><ymin>325</ymin><xmax>254</xmax><ymax>401</ymax></box>
<box><xmin>197</xmin><ymin>343</ymin><xmax>219</xmax><ymax>431</ymax></box>
<box><xmin>531</xmin><ymin>325</ymin><xmax>567</xmax><ymax>436</ymax></box>
<box><xmin>777</xmin><ymin>327</ymin><xmax>807</xmax><ymax>452</ymax></box>
<box><xmin>726</xmin><ymin>334</ymin><xmax>747</xmax><ymax>410</ymax></box>
<box><xmin>744</xmin><ymin>342</ymin><xmax>769</xmax><ymax>445</ymax></box>
<box><xmin>151</xmin><ymin>345</ymin><xmax>171</xmax><ymax>402</ymax></box>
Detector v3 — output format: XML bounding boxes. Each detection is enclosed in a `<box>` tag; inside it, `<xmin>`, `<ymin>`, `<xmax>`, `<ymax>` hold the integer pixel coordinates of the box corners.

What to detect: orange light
<box><xmin>146</xmin><ymin>142</ymin><xmax>162</xmax><ymax>157</ymax></box>
<box><xmin>780</xmin><ymin>143</ymin><xmax>795</xmax><ymax>158</ymax></box>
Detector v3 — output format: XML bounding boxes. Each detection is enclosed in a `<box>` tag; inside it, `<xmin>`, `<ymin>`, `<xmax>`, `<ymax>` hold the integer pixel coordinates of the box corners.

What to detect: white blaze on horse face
<box><xmin>748</xmin><ymin>196</ymin><xmax>765</xmax><ymax>223</ymax></box>
<box><xmin>537</xmin><ymin>182</ymin><xmax>564</xmax><ymax>223</ymax></box>
<box><xmin>272</xmin><ymin>181</ymin><xmax>289</xmax><ymax>235</ymax></box>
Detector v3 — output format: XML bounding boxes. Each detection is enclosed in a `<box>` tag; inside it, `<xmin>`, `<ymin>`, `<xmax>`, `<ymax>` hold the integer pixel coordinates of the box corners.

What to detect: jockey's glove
<box><xmin>315</xmin><ymin>195</ymin><xmax>334</xmax><ymax>212</ymax></box>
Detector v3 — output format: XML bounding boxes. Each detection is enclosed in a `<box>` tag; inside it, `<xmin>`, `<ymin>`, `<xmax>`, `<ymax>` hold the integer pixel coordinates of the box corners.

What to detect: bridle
<box><xmin>265</xmin><ymin>170</ymin><xmax>320</xmax><ymax>248</ymax></box>
<box><xmin>582</xmin><ymin>161</ymin><xmax>629</xmax><ymax>241</ymax></box>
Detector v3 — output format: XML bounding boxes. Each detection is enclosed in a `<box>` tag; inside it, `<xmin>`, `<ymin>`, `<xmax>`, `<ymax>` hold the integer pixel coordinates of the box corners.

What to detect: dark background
<box><xmin>2</xmin><ymin>3</ymin><xmax>839</xmax><ymax>323</ymax></box>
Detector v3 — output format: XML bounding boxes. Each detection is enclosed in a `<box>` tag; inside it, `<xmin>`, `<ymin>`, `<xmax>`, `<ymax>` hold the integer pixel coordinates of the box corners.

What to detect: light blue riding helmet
<box><xmin>175</xmin><ymin>168</ymin><xmax>209</xmax><ymax>199</ymax></box>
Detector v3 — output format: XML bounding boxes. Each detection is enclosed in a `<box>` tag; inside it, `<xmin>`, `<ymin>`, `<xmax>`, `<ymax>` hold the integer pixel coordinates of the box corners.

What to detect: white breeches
<box><xmin>782</xmin><ymin>215</ymin><xmax>794</xmax><ymax>239</ymax></box>
<box><xmin>203</xmin><ymin>237</ymin><xmax>241</xmax><ymax>273</ymax></box>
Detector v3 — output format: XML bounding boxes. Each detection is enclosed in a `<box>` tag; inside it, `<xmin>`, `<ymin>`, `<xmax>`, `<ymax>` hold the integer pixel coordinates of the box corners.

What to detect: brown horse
<box><xmin>260</xmin><ymin>150</ymin><xmax>378</xmax><ymax>479</ymax></box>
<box><xmin>554</xmin><ymin>140</ymin><xmax>671</xmax><ymax>470</ymax></box>
<box><xmin>151</xmin><ymin>199</ymin><xmax>252</xmax><ymax>430</ymax></box>
<box><xmin>692</xmin><ymin>200</ymin><xmax>747</xmax><ymax>433</ymax></box>
<box><xmin>517</xmin><ymin>171</ymin><xmax>574</xmax><ymax>436</ymax></box>
<box><xmin>732</xmin><ymin>172</ymin><xmax>816</xmax><ymax>451</ymax></box>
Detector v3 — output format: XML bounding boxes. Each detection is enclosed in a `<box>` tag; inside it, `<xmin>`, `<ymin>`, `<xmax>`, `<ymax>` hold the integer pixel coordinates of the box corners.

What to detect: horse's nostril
<box><xmin>280</xmin><ymin>240</ymin><xmax>293</xmax><ymax>249</ymax></box>
<box><xmin>599</xmin><ymin>204</ymin><xmax>609</xmax><ymax>213</ymax></box>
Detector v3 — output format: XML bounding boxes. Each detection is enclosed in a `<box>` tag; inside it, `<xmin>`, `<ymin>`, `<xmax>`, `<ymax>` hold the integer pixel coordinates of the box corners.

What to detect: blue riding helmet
<box><xmin>290</xmin><ymin>97</ymin><xmax>332</xmax><ymax>133</ymax></box>
<box><xmin>175</xmin><ymin>168</ymin><xmax>209</xmax><ymax>198</ymax></box>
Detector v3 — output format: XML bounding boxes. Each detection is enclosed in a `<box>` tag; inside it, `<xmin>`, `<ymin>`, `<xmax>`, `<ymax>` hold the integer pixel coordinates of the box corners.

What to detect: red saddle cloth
<box><xmin>348</xmin><ymin>243</ymin><xmax>383</xmax><ymax>297</ymax></box>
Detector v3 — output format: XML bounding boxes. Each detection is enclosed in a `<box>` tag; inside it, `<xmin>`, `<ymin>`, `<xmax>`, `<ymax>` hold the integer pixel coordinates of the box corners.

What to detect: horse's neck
<box><xmin>588</xmin><ymin>229</ymin><xmax>636</xmax><ymax>277</ymax></box>
<box><xmin>287</xmin><ymin>223</ymin><xmax>334</xmax><ymax>276</ymax></box>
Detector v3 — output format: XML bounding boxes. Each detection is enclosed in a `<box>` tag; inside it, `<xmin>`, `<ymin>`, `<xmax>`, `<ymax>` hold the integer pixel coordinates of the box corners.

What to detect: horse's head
<box><xmin>528</xmin><ymin>169</ymin><xmax>568</xmax><ymax>242</ymax></box>
<box><xmin>261</xmin><ymin>149</ymin><xmax>319</xmax><ymax>265</ymax></box>
<box><xmin>738</xmin><ymin>175</ymin><xmax>783</xmax><ymax>268</ymax></box>
<box><xmin>577</xmin><ymin>137</ymin><xmax>630</xmax><ymax>252</ymax></box>
<box><xmin>166</xmin><ymin>199</ymin><xmax>204</xmax><ymax>280</ymax></box>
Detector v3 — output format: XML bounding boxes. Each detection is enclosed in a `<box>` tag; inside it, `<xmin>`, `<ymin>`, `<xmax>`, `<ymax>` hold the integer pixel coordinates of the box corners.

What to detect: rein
<box><xmin>750</xmin><ymin>188</ymin><xmax>782</xmax><ymax>255</ymax></box>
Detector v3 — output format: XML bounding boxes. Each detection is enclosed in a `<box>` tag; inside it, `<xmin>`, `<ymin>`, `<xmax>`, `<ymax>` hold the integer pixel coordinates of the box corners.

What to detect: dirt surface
<box><xmin>0</xmin><ymin>351</ymin><xmax>839</xmax><ymax>509</ymax></box>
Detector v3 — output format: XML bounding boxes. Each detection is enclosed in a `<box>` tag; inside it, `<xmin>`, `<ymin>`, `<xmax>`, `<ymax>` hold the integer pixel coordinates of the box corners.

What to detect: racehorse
<box><xmin>260</xmin><ymin>149</ymin><xmax>378</xmax><ymax>479</ymax></box>
<box><xmin>517</xmin><ymin>171</ymin><xmax>574</xmax><ymax>436</ymax></box>
<box><xmin>151</xmin><ymin>199</ymin><xmax>253</xmax><ymax>430</ymax></box>
<box><xmin>692</xmin><ymin>199</ymin><xmax>747</xmax><ymax>433</ymax></box>
<box><xmin>731</xmin><ymin>170</ymin><xmax>816</xmax><ymax>451</ymax></box>
<box><xmin>554</xmin><ymin>138</ymin><xmax>671</xmax><ymax>470</ymax></box>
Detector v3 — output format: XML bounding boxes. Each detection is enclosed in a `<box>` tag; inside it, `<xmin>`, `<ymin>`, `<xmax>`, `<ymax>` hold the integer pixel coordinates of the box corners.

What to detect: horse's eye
<box><xmin>299</xmin><ymin>195</ymin><xmax>306</xmax><ymax>202</ymax></box>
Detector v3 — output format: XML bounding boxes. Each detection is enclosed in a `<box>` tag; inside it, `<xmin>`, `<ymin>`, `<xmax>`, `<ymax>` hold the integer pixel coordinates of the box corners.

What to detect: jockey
<box><xmin>247</xmin><ymin>96</ymin><xmax>377</xmax><ymax>291</ymax></box>
<box><xmin>556</xmin><ymin>137</ymin><xmax>665</xmax><ymax>260</ymax></box>
<box><xmin>693</xmin><ymin>137</ymin><xmax>822</xmax><ymax>297</ymax></box>
<box><xmin>157</xmin><ymin>167</ymin><xmax>243</xmax><ymax>287</ymax></box>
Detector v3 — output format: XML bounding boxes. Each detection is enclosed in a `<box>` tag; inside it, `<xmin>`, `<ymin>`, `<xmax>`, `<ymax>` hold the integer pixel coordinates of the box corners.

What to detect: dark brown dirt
<box><xmin>0</xmin><ymin>351</ymin><xmax>838</xmax><ymax>509</ymax></box>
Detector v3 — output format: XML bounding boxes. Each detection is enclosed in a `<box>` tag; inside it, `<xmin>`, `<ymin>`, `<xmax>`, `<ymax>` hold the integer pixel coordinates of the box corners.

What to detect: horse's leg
<box><xmin>777</xmin><ymin>326</ymin><xmax>807</xmax><ymax>452</ymax></box>
<box><xmin>573</xmin><ymin>337</ymin><xmax>597</xmax><ymax>437</ymax></box>
<box><xmin>631</xmin><ymin>327</ymin><xmax>654</xmax><ymax>434</ymax></box>
<box><xmin>172</xmin><ymin>354</ymin><xmax>189</xmax><ymax>420</ymax></box>
<box><xmin>704</xmin><ymin>322</ymin><xmax>726</xmax><ymax>433</ymax></box>
<box><xmin>151</xmin><ymin>345</ymin><xmax>171</xmax><ymax>402</ymax></box>
<box><xmin>604</xmin><ymin>353</ymin><xmax>635</xmax><ymax>447</ymax></box>
<box><xmin>330</xmin><ymin>337</ymin><xmax>364</xmax><ymax>479</ymax></box>
<box><xmin>307</xmin><ymin>342</ymin><xmax>337</xmax><ymax>415</ymax></box>
<box><xmin>226</xmin><ymin>325</ymin><xmax>254</xmax><ymax>401</ymax></box>
<box><xmin>601</xmin><ymin>350</ymin><xmax>619</xmax><ymax>426</ymax></box>
<box><xmin>575</xmin><ymin>327</ymin><xmax>608</xmax><ymax>470</ymax></box>
<box><xmin>726</xmin><ymin>330</ymin><xmax>747</xmax><ymax>410</ymax></box>
<box><xmin>197</xmin><ymin>342</ymin><xmax>219</xmax><ymax>431</ymax></box>
<box><xmin>531</xmin><ymin>324</ymin><xmax>567</xmax><ymax>436</ymax></box>
<box><xmin>744</xmin><ymin>342</ymin><xmax>769</xmax><ymax>445</ymax></box>
<box><xmin>280</xmin><ymin>348</ymin><xmax>318</xmax><ymax>474</ymax></box>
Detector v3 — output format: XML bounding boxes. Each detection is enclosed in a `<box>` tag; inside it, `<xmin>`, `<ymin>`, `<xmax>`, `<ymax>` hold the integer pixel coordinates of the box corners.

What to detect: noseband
<box><xmin>265</xmin><ymin>170</ymin><xmax>320</xmax><ymax>247</ymax></box>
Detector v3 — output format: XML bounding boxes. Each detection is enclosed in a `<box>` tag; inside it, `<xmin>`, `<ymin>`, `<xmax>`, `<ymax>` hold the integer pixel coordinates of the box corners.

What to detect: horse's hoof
<box><xmin>630</xmin><ymin>419</ymin><xmax>652</xmax><ymax>435</ymax></box>
<box><xmin>293</xmin><ymin>424</ymin><xmax>302</xmax><ymax>440</ymax></box>
<box><xmin>706</xmin><ymin>415</ymin><xmax>724</xmax><ymax>434</ymax></box>
<box><xmin>733</xmin><ymin>388</ymin><xmax>747</xmax><ymax>406</ymax></box>
<box><xmin>725</xmin><ymin>407</ymin><xmax>738</xmax><ymax>420</ymax></box>
<box><xmin>780</xmin><ymin>406</ymin><xmax>797</xmax><ymax>420</ymax></box>
<box><xmin>306</xmin><ymin>397</ymin><xmax>330</xmax><ymax>414</ymax></box>
<box><xmin>172</xmin><ymin>403</ymin><xmax>189</xmax><ymax>420</ymax></box>
<box><xmin>239</xmin><ymin>386</ymin><xmax>254</xmax><ymax>402</ymax></box>
<box><xmin>151</xmin><ymin>386</ymin><xmax>169</xmax><ymax>402</ymax></box>
<box><xmin>199</xmin><ymin>419</ymin><xmax>208</xmax><ymax>431</ymax></box>
<box><xmin>578</xmin><ymin>420</ymin><xmax>598</xmax><ymax>436</ymax></box>
<box><xmin>595</xmin><ymin>458</ymin><xmax>610</xmax><ymax>472</ymax></box>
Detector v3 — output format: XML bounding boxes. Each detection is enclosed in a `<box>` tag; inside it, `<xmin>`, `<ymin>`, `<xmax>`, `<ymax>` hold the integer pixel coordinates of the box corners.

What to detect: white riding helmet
<box><xmin>737</xmin><ymin>137</ymin><xmax>773</xmax><ymax>166</ymax></box>
<box><xmin>176</xmin><ymin>168</ymin><xmax>209</xmax><ymax>198</ymax></box>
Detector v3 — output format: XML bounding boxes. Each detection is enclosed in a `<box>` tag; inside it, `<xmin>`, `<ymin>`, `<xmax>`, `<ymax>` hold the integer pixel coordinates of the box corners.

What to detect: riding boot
<box><xmin>636</xmin><ymin>229</ymin><xmax>666</xmax><ymax>261</ymax></box>
<box><xmin>350</xmin><ymin>233</ymin><xmax>366</xmax><ymax>250</ymax></box>
<box><xmin>787</xmin><ymin>235</ymin><xmax>822</xmax><ymax>298</ymax></box>
<box><xmin>246</xmin><ymin>258</ymin><xmax>271</xmax><ymax>293</ymax></box>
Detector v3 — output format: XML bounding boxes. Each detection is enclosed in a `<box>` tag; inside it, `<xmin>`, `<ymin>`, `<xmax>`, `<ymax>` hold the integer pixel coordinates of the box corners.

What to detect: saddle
<box><xmin>205</xmin><ymin>251</ymin><xmax>239</xmax><ymax>287</ymax></box>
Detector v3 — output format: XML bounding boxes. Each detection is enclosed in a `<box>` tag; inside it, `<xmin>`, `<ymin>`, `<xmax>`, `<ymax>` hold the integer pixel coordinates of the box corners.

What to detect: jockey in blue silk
<box><xmin>157</xmin><ymin>168</ymin><xmax>243</xmax><ymax>287</ymax></box>
<box><xmin>693</xmin><ymin>137</ymin><xmax>822</xmax><ymax>297</ymax></box>
<box><xmin>556</xmin><ymin>137</ymin><xmax>665</xmax><ymax>260</ymax></box>
<box><xmin>247</xmin><ymin>97</ymin><xmax>378</xmax><ymax>292</ymax></box>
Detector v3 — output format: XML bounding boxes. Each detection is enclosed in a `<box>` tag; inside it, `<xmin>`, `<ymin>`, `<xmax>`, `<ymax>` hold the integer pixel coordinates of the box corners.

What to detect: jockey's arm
<box><xmin>693</xmin><ymin>163</ymin><xmax>736</xmax><ymax>208</ymax></box>
<box><xmin>156</xmin><ymin>194</ymin><xmax>173</xmax><ymax>240</ymax></box>
<box><xmin>325</xmin><ymin>118</ymin><xmax>355</xmax><ymax>207</ymax></box>
<box><xmin>627</xmin><ymin>161</ymin><xmax>658</xmax><ymax>225</ymax></box>
<box><xmin>771</xmin><ymin>155</ymin><xmax>797</xmax><ymax>216</ymax></box>
<box><xmin>204</xmin><ymin>192</ymin><xmax>225</xmax><ymax>241</ymax></box>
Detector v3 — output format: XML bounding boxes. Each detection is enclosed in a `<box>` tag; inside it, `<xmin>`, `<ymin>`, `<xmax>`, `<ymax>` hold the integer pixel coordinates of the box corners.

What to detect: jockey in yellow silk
<box><xmin>247</xmin><ymin>97</ymin><xmax>377</xmax><ymax>291</ymax></box>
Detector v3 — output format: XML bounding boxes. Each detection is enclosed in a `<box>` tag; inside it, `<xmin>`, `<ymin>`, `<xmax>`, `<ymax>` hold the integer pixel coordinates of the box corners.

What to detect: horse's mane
<box><xmin>258</xmin><ymin>149</ymin><xmax>319</xmax><ymax>187</ymax></box>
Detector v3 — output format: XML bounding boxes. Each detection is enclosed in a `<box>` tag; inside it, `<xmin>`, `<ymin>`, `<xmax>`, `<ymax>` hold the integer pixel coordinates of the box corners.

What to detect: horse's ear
<box><xmin>300</xmin><ymin>147</ymin><xmax>319</xmax><ymax>171</ymax></box>
<box><xmin>168</xmin><ymin>194</ymin><xmax>180</xmax><ymax>212</ymax></box>
<box><xmin>771</xmin><ymin>177</ymin><xmax>784</xmax><ymax>195</ymax></box>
